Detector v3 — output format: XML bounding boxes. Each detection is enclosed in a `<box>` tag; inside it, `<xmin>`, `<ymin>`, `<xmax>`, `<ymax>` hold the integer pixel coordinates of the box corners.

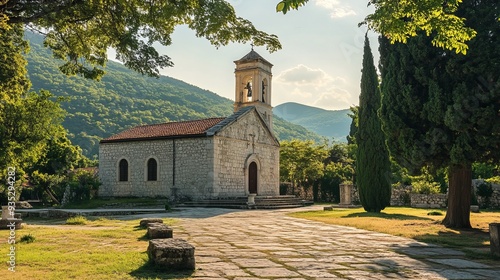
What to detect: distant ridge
<box><xmin>274</xmin><ymin>102</ymin><xmax>351</xmax><ymax>142</ymax></box>
<box><xmin>24</xmin><ymin>32</ymin><xmax>323</xmax><ymax>157</ymax></box>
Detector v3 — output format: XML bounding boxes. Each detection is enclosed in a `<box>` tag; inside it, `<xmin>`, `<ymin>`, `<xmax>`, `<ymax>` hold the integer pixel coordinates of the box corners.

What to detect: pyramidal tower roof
<box><xmin>234</xmin><ymin>49</ymin><xmax>273</xmax><ymax>66</ymax></box>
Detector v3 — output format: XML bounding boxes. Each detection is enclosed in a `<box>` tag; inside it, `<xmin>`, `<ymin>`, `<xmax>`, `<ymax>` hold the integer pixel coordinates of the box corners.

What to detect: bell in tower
<box><xmin>245</xmin><ymin>81</ymin><xmax>253</xmax><ymax>98</ymax></box>
<box><xmin>233</xmin><ymin>48</ymin><xmax>274</xmax><ymax>130</ymax></box>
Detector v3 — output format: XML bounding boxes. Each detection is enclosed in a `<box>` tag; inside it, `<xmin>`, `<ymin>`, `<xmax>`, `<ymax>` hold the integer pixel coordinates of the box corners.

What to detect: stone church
<box><xmin>98</xmin><ymin>50</ymin><xmax>280</xmax><ymax>200</ymax></box>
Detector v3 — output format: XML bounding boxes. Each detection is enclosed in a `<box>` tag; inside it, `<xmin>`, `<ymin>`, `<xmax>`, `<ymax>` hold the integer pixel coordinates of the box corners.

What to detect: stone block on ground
<box><xmin>147</xmin><ymin>222</ymin><xmax>173</xmax><ymax>239</ymax></box>
<box><xmin>147</xmin><ymin>238</ymin><xmax>195</xmax><ymax>270</ymax></box>
<box><xmin>490</xmin><ymin>223</ymin><xmax>500</xmax><ymax>257</ymax></box>
<box><xmin>323</xmin><ymin>206</ymin><xmax>333</xmax><ymax>211</ymax></box>
<box><xmin>470</xmin><ymin>205</ymin><xmax>480</xmax><ymax>213</ymax></box>
<box><xmin>140</xmin><ymin>218</ymin><xmax>163</xmax><ymax>227</ymax></box>
<box><xmin>0</xmin><ymin>219</ymin><xmax>23</xmax><ymax>230</ymax></box>
<box><xmin>47</xmin><ymin>209</ymin><xmax>71</xmax><ymax>218</ymax></box>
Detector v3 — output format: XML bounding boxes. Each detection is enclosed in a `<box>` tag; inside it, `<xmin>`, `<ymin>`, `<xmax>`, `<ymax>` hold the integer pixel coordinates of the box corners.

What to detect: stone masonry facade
<box><xmin>214</xmin><ymin>110</ymin><xmax>280</xmax><ymax>197</ymax></box>
<box><xmin>99</xmin><ymin>108</ymin><xmax>280</xmax><ymax>200</ymax></box>
<box><xmin>99</xmin><ymin>137</ymin><xmax>213</xmax><ymax>198</ymax></box>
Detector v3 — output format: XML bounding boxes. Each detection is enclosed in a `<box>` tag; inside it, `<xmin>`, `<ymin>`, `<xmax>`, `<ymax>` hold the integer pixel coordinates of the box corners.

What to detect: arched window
<box><xmin>147</xmin><ymin>158</ymin><xmax>158</xmax><ymax>181</ymax></box>
<box><xmin>119</xmin><ymin>159</ymin><xmax>128</xmax><ymax>181</ymax></box>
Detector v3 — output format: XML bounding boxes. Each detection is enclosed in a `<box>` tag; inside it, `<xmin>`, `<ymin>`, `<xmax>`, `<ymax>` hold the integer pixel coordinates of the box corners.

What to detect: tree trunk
<box><xmin>442</xmin><ymin>164</ymin><xmax>472</xmax><ymax>229</ymax></box>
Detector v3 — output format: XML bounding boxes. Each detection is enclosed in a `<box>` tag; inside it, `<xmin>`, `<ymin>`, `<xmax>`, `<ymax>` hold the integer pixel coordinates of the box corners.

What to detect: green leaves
<box><xmin>276</xmin><ymin>0</ymin><xmax>309</xmax><ymax>14</ymax></box>
<box><xmin>364</xmin><ymin>0</ymin><xmax>476</xmax><ymax>55</ymax></box>
<box><xmin>3</xmin><ymin>0</ymin><xmax>282</xmax><ymax>79</ymax></box>
<box><xmin>276</xmin><ymin>0</ymin><xmax>477</xmax><ymax>54</ymax></box>
<box><xmin>280</xmin><ymin>140</ymin><xmax>328</xmax><ymax>186</ymax></box>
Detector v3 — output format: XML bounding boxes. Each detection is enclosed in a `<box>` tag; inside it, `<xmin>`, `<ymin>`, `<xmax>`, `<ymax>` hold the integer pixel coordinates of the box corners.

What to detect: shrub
<box><xmin>427</xmin><ymin>211</ymin><xmax>443</xmax><ymax>216</ymax></box>
<box><xmin>66</xmin><ymin>169</ymin><xmax>101</xmax><ymax>203</ymax></box>
<box><xmin>20</xmin><ymin>234</ymin><xmax>36</xmax><ymax>243</ymax></box>
<box><xmin>411</xmin><ymin>180</ymin><xmax>441</xmax><ymax>195</ymax></box>
<box><xmin>66</xmin><ymin>215</ymin><xmax>88</xmax><ymax>225</ymax></box>
<box><xmin>476</xmin><ymin>181</ymin><xmax>493</xmax><ymax>208</ymax></box>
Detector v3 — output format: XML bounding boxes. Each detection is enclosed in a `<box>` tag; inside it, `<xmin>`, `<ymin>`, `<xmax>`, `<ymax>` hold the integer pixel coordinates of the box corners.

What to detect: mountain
<box><xmin>24</xmin><ymin>32</ymin><xmax>323</xmax><ymax>157</ymax></box>
<box><xmin>274</xmin><ymin>102</ymin><xmax>352</xmax><ymax>142</ymax></box>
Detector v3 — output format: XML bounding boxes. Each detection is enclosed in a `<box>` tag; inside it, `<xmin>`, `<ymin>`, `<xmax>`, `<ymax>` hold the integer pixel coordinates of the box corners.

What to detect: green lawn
<box><xmin>290</xmin><ymin>207</ymin><xmax>500</xmax><ymax>261</ymax></box>
<box><xmin>1</xmin><ymin>217</ymin><xmax>189</xmax><ymax>280</ymax></box>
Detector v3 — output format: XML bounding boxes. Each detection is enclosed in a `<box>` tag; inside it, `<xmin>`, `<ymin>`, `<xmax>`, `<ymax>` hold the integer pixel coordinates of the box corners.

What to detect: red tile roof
<box><xmin>101</xmin><ymin>117</ymin><xmax>226</xmax><ymax>143</ymax></box>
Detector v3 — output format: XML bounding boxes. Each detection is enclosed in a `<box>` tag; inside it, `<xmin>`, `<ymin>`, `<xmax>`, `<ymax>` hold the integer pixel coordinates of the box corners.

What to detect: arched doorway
<box><xmin>248</xmin><ymin>162</ymin><xmax>258</xmax><ymax>194</ymax></box>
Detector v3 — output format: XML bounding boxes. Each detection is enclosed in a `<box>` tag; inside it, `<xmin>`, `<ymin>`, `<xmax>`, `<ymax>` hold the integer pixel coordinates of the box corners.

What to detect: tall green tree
<box><xmin>356</xmin><ymin>34</ymin><xmax>391</xmax><ymax>213</ymax></box>
<box><xmin>29</xmin><ymin>126</ymin><xmax>89</xmax><ymax>204</ymax></box>
<box><xmin>379</xmin><ymin>0</ymin><xmax>499</xmax><ymax>228</ymax></box>
<box><xmin>0</xmin><ymin>90</ymin><xmax>67</xmax><ymax>202</ymax></box>
<box><xmin>280</xmin><ymin>140</ymin><xmax>328</xmax><ymax>193</ymax></box>
<box><xmin>276</xmin><ymin>0</ymin><xmax>476</xmax><ymax>54</ymax></box>
<box><xmin>1</xmin><ymin>0</ymin><xmax>281</xmax><ymax>80</ymax></box>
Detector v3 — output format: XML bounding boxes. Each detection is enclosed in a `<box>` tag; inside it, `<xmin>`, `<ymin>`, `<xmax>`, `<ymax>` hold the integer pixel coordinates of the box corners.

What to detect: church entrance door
<box><xmin>248</xmin><ymin>162</ymin><xmax>258</xmax><ymax>194</ymax></box>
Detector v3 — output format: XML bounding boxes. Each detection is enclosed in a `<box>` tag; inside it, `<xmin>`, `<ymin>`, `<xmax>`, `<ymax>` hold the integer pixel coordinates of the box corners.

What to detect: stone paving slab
<box><xmin>118</xmin><ymin>206</ymin><xmax>500</xmax><ymax>279</ymax></box>
<box><xmin>427</xmin><ymin>258</ymin><xmax>490</xmax><ymax>268</ymax></box>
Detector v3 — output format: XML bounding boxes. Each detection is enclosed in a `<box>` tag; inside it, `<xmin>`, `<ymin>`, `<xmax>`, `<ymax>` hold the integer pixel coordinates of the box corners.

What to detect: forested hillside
<box><xmin>274</xmin><ymin>102</ymin><xmax>351</xmax><ymax>142</ymax></box>
<box><xmin>24</xmin><ymin>32</ymin><xmax>322</xmax><ymax>157</ymax></box>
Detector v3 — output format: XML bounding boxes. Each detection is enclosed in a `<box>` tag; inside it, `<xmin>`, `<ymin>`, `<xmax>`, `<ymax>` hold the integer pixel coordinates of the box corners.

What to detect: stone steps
<box><xmin>180</xmin><ymin>196</ymin><xmax>310</xmax><ymax>209</ymax></box>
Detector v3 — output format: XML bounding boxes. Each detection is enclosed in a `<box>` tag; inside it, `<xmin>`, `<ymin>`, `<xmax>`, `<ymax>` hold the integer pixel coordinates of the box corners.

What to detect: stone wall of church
<box><xmin>99</xmin><ymin>140</ymin><xmax>172</xmax><ymax>198</ymax></box>
<box><xmin>98</xmin><ymin>138</ymin><xmax>215</xmax><ymax>199</ymax></box>
<box><xmin>213</xmin><ymin>110</ymin><xmax>280</xmax><ymax>197</ymax></box>
<box><xmin>174</xmin><ymin>138</ymin><xmax>215</xmax><ymax>199</ymax></box>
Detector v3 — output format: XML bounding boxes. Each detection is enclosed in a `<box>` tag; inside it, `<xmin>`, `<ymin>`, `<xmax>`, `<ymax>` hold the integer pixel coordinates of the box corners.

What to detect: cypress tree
<box><xmin>356</xmin><ymin>34</ymin><xmax>392</xmax><ymax>213</ymax></box>
<box><xmin>379</xmin><ymin>0</ymin><xmax>500</xmax><ymax>228</ymax></box>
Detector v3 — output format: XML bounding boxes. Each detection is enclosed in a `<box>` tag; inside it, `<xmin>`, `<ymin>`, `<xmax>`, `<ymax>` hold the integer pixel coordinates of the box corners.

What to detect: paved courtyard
<box><xmin>155</xmin><ymin>206</ymin><xmax>500</xmax><ymax>280</ymax></box>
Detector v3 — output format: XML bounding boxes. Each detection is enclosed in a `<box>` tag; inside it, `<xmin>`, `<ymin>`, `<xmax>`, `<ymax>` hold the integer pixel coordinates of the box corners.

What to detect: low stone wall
<box><xmin>410</xmin><ymin>193</ymin><xmax>447</xmax><ymax>208</ymax></box>
<box><xmin>390</xmin><ymin>186</ymin><xmax>411</xmax><ymax>206</ymax></box>
<box><xmin>289</xmin><ymin>180</ymin><xmax>500</xmax><ymax>209</ymax></box>
<box><xmin>347</xmin><ymin>184</ymin><xmax>447</xmax><ymax>208</ymax></box>
<box><xmin>472</xmin><ymin>180</ymin><xmax>500</xmax><ymax>208</ymax></box>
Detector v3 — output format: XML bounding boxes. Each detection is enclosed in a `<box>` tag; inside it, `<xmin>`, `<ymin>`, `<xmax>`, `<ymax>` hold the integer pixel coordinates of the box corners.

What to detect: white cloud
<box><xmin>315</xmin><ymin>0</ymin><xmax>356</xmax><ymax>18</ymax></box>
<box><xmin>276</xmin><ymin>64</ymin><xmax>342</xmax><ymax>87</ymax></box>
<box><xmin>274</xmin><ymin>65</ymin><xmax>352</xmax><ymax>110</ymax></box>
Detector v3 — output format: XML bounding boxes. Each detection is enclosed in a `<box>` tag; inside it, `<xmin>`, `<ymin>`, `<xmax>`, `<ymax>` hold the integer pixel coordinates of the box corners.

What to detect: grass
<box><xmin>1</xmin><ymin>217</ymin><xmax>184</xmax><ymax>279</ymax></box>
<box><xmin>290</xmin><ymin>207</ymin><xmax>500</xmax><ymax>260</ymax></box>
<box><xmin>65</xmin><ymin>216</ymin><xmax>89</xmax><ymax>225</ymax></box>
<box><xmin>61</xmin><ymin>197</ymin><xmax>167</xmax><ymax>209</ymax></box>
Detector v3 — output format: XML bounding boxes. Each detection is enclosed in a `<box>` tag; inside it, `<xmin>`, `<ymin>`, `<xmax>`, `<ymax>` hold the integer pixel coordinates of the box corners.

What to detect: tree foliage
<box><xmin>0</xmin><ymin>24</ymin><xmax>30</xmax><ymax>101</ymax></box>
<box><xmin>276</xmin><ymin>0</ymin><xmax>476</xmax><ymax>54</ymax></box>
<box><xmin>280</xmin><ymin>140</ymin><xmax>328</xmax><ymax>190</ymax></box>
<box><xmin>379</xmin><ymin>0</ymin><xmax>499</xmax><ymax>228</ymax></box>
<box><xmin>280</xmin><ymin>140</ymin><xmax>354</xmax><ymax>202</ymax></box>
<box><xmin>356</xmin><ymin>34</ymin><xmax>391</xmax><ymax>213</ymax></box>
<box><xmin>0</xmin><ymin>90</ymin><xmax>74</xmax><ymax>203</ymax></box>
<box><xmin>27</xmin><ymin>127</ymin><xmax>90</xmax><ymax>204</ymax></box>
<box><xmin>1</xmin><ymin>0</ymin><xmax>281</xmax><ymax>80</ymax></box>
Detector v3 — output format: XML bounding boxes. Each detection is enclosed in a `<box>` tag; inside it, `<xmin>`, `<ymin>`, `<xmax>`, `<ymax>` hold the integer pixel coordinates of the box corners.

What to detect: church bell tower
<box><xmin>234</xmin><ymin>48</ymin><xmax>273</xmax><ymax>130</ymax></box>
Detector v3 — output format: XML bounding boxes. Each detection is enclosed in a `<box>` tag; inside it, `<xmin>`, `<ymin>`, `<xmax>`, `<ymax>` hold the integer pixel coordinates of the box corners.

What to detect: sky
<box><xmin>139</xmin><ymin>0</ymin><xmax>378</xmax><ymax>111</ymax></box>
